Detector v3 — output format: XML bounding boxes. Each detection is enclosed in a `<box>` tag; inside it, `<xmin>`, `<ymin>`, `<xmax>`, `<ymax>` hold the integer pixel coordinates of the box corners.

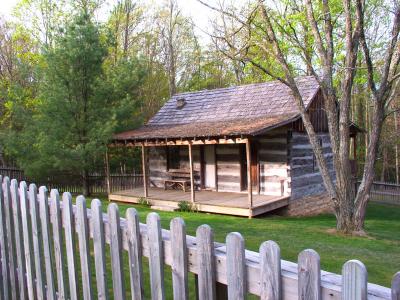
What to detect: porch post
<box><xmin>246</xmin><ymin>138</ymin><xmax>253</xmax><ymax>217</ymax></box>
<box><xmin>141</xmin><ymin>143</ymin><xmax>148</xmax><ymax>198</ymax></box>
<box><xmin>105</xmin><ymin>148</ymin><xmax>111</xmax><ymax>197</ymax></box>
<box><xmin>189</xmin><ymin>143</ymin><xmax>195</xmax><ymax>203</ymax></box>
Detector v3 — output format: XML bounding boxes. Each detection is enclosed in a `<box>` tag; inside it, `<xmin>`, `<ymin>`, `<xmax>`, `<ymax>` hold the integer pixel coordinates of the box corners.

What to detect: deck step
<box><xmin>150</xmin><ymin>205</ymin><xmax>178</xmax><ymax>212</ymax></box>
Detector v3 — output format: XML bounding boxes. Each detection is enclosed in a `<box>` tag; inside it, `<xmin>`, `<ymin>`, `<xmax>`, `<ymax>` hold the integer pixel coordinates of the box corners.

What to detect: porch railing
<box><xmin>0</xmin><ymin>175</ymin><xmax>397</xmax><ymax>299</ymax></box>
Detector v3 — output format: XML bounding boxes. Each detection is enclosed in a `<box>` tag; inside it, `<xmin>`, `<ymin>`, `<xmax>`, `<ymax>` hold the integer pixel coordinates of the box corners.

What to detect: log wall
<box><xmin>147</xmin><ymin>130</ymin><xmax>335</xmax><ymax>201</ymax></box>
<box><xmin>291</xmin><ymin>91</ymin><xmax>328</xmax><ymax>133</ymax></box>
<box><xmin>289</xmin><ymin>132</ymin><xmax>335</xmax><ymax>200</ymax></box>
<box><xmin>257</xmin><ymin>130</ymin><xmax>290</xmax><ymax>196</ymax></box>
<box><xmin>216</xmin><ymin>145</ymin><xmax>241</xmax><ymax>192</ymax></box>
<box><xmin>148</xmin><ymin>147</ymin><xmax>168</xmax><ymax>188</ymax></box>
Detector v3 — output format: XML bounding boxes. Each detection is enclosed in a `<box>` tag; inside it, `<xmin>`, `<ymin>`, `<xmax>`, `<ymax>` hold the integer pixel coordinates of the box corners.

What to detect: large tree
<box><xmin>38</xmin><ymin>11</ymin><xmax>113</xmax><ymax>195</ymax></box>
<box><xmin>0</xmin><ymin>19</ymin><xmax>41</xmax><ymax>167</ymax></box>
<box><xmin>200</xmin><ymin>0</ymin><xmax>400</xmax><ymax>233</ymax></box>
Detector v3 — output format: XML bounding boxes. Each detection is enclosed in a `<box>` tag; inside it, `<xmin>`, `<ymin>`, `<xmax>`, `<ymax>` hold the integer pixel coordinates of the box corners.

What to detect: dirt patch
<box><xmin>325</xmin><ymin>228</ymin><xmax>372</xmax><ymax>238</ymax></box>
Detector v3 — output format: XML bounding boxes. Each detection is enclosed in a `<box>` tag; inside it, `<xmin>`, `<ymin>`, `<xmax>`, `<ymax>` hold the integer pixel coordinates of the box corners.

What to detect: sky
<box><xmin>0</xmin><ymin>0</ymin><xmax>16</xmax><ymax>17</ymax></box>
<box><xmin>0</xmin><ymin>0</ymin><xmax>219</xmax><ymax>41</ymax></box>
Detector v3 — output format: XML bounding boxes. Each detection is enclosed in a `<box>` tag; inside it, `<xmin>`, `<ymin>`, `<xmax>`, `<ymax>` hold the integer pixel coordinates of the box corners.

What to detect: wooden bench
<box><xmin>164</xmin><ymin>179</ymin><xmax>191</xmax><ymax>192</ymax></box>
<box><xmin>164</xmin><ymin>168</ymin><xmax>199</xmax><ymax>192</ymax></box>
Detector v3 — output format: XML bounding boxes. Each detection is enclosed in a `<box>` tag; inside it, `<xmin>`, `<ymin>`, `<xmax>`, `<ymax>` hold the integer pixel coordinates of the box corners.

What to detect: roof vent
<box><xmin>176</xmin><ymin>97</ymin><xmax>186</xmax><ymax>109</ymax></box>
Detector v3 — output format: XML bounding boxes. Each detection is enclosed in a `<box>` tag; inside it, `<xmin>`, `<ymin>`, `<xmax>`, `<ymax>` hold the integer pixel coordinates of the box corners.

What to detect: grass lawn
<box><xmin>90</xmin><ymin>198</ymin><xmax>399</xmax><ymax>288</ymax></box>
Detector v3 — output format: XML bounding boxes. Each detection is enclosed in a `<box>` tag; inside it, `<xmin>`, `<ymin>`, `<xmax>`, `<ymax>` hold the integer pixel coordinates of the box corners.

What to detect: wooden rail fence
<box><xmin>367</xmin><ymin>181</ymin><xmax>400</xmax><ymax>205</ymax></box>
<box><xmin>0</xmin><ymin>175</ymin><xmax>399</xmax><ymax>299</ymax></box>
<box><xmin>0</xmin><ymin>167</ymin><xmax>143</xmax><ymax>194</ymax></box>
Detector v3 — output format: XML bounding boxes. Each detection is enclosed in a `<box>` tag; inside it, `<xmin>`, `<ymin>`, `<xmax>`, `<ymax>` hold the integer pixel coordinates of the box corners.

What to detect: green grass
<box><xmin>81</xmin><ymin>198</ymin><xmax>399</xmax><ymax>298</ymax></box>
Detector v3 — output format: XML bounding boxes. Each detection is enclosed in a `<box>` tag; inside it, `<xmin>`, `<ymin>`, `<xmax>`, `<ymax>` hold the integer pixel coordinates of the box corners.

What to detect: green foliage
<box><xmin>138</xmin><ymin>197</ymin><xmax>151</xmax><ymax>206</ymax></box>
<box><xmin>2</xmin><ymin>8</ymin><xmax>146</xmax><ymax>180</ymax></box>
<box><xmin>31</xmin><ymin>12</ymin><xmax>112</xmax><ymax>178</ymax></box>
<box><xmin>177</xmin><ymin>201</ymin><xmax>197</xmax><ymax>212</ymax></box>
<box><xmin>102</xmin><ymin>57</ymin><xmax>146</xmax><ymax>132</ymax></box>
<box><xmin>1</xmin><ymin>0</ymin><xmax>398</xmax><ymax>187</ymax></box>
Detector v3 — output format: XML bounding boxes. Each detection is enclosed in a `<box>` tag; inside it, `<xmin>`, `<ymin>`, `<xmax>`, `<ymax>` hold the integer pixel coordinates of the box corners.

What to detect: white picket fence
<box><xmin>0</xmin><ymin>175</ymin><xmax>398</xmax><ymax>299</ymax></box>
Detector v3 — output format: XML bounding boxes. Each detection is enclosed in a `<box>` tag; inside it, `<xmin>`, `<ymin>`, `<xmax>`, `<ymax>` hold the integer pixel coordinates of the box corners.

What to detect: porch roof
<box><xmin>113</xmin><ymin>113</ymin><xmax>299</xmax><ymax>141</ymax></box>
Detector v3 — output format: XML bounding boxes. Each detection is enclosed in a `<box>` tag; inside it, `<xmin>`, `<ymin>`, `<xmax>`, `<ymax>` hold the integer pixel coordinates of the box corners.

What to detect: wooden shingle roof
<box><xmin>114</xmin><ymin>76</ymin><xmax>320</xmax><ymax>141</ymax></box>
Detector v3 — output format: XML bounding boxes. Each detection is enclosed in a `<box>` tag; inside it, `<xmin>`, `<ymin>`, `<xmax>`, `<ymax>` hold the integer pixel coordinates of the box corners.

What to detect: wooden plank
<box><xmin>10</xmin><ymin>179</ymin><xmax>27</xmax><ymax>300</ymax></box>
<box><xmin>196</xmin><ymin>225</ymin><xmax>216</xmax><ymax>300</ymax></box>
<box><xmin>19</xmin><ymin>182</ymin><xmax>35</xmax><ymax>300</ymax></box>
<box><xmin>126</xmin><ymin>208</ymin><xmax>144</xmax><ymax>300</ymax></box>
<box><xmin>0</xmin><ymin>176</ymin><xmax>10</xmax><ymax>300</ymax></box>
<box><xmin>91</xmin><ymin>199</ymin><xmax>108</xmax><ymax>300</ymax></box>
<box><xmin>108</xmin><ymin>203</ymin><xmax>126</xmax><ymax>300</ymax></box>
<box><xmin>50</xmin><ymin>189</ymin><xmax>67</xmax><ymax>300</ymax></box>
<box><xmin>29</xmin><ymin>184</ymin><xmax>45</xmax><ymax>299</ymax></box>
<box><xmin>142</xmin><ymin>144</ymin><xmax>148</xmax><ymax>197</ymax></box>
<box><xmin>62</xmin><ymin>192</ymin><xmax>78</xmax><ymax>300</ymax></box>
<box><xmin>342</xmin><ymin>260</ymin><xmax>367</xmax><ymax>300</ymax></box>
<box><xmin>189</xmin><ymin>143</ymin><xmax>195</xmax><ymax>203</ymax></box>
<box><xmin>246</xmin><ymin>139</ymin><xmax>253</xmax><ymax>213</ymax></box>
<box><xmin>170</xmin><ymin>218</ymin><xmax>189</xmax><ymax>300</ymax></box>
<box><xmin>215</xmin><ymin>145</ymin><xmax>218</xmax><ymax>192</ymax></box>
<box><xmin>39</xmin><ymin>186</ymin><xmax>56</xmax><ymax>300</ymax></box>
<box><xmin>121</xmin><ymin>138</ymin><xmax>247</xmax><ymax>147</ymax></box>
<box><xmin>226</xmin><ymin>232</ymin><xmax>246</xmax><ymax>300</ymax></box>
<box><xmin>298</xmin><ymin>249</ymin><xmax>321</xmax><ymax>300</ymax></box>
<box><xmin>3</xmin><ymin>177</ymin><xmax>18</xmax><ymax>300</ymax></box>
<box><xmin>76</xmin><ymin>195</ymin><xmax>93</xmax><ymax>300</ymax></box>
<box><xmin>147</xmin><ymin>212</ymin><xmax>165</xmax><ymax>300</ymax></box>
<box><xmin>392</xmin><ymin>272</ymin><xmax>400</xmax><ymax>300</ymax></box>
<box><xmin>200</xmin><ymin>145</ymin><xmax>205</xmax><ymax>189</ymax></box>
<box><xmin>259</xmin><ymin>240</ymin><xmax>281</xmax><ymax>300</ymax></box>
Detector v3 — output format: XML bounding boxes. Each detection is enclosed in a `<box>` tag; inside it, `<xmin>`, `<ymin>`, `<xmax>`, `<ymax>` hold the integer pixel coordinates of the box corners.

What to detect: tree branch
<box><xmin>304</xmin><ymin>0</ymin><xmax>327</xmax><ymax>64</ymax></box>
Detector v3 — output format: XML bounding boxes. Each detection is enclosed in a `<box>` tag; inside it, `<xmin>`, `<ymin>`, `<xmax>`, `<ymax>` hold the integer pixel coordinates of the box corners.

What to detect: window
<box><xmin>312</xmin><ymin>138</ymin><xmax>323</xmax><ymax>172</ymax></box>
<box><xmin>167</xmin><ymin>146</ymin><xmax>180</xmax><ymax>170</ymax></box>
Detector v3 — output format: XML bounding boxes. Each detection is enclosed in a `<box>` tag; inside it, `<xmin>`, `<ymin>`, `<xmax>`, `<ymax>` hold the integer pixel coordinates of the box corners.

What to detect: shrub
<box><xmin>138</xmin><ymin>197</ymin><xmax>151</xmax><ymax>206</ymax></box>
<box><xmin>178</xmin><ymin>201</ymin><xmax>197</xmax><ymax>212</ymax></box>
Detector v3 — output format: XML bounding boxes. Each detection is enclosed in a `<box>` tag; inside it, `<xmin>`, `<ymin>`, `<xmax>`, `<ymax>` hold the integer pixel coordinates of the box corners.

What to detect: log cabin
<box><xmin>109</xmin><ymin>76</ymin><xmax>360</xmax><ymax>217</ymax></box>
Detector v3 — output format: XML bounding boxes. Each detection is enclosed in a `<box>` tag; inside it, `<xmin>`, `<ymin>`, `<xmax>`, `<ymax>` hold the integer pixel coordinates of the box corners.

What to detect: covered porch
<box><xmin>108</xmin><ymin>186</ymin><xmax>289</xmax><ymax>217</ymax></box>
<box><xmin>107</xmin><ymin>136</ymin><xmax>281</xmax><ymax>218</ymax></box>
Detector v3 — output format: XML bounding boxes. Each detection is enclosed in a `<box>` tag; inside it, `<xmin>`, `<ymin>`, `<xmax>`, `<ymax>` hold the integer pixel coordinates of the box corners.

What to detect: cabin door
<box><xmin>204</xmin><ymin>145</ymin><xmax>216</xmax><ymax>189</ymax></box>
<box><xmin>251</xmin><ymin>142</ymin><xmax>259</xmax><ymax>191</ymax></box>
<box><xmin>241</xmin><ymin>142</ymin><xmax>259</xmax><ymax>192</ymax></box>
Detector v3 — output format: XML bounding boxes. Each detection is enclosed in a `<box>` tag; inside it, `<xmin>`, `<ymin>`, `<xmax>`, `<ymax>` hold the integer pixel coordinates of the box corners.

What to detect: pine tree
<box><xmin>36</xmin><ymin>11</ymin><xmax>114</xmax><ymax>195</ymax></box>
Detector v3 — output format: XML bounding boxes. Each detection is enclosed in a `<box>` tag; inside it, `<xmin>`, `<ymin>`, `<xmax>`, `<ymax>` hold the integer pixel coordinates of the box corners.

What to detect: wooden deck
<box><xmin>109</xmin><ymin>187</ymin><xmax>289</xmax><ymax>217</ymax></box>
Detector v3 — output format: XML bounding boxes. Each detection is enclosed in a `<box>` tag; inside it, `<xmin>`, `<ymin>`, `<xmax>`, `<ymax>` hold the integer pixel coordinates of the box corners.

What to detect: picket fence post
<box><xmin>39</xmin><ymin>186</ymin><xmax>56</xmax><ymax>300</ymax></box>
<box><xmin>226</xmin><ymin>232</ymin><xmax>246</xmax><ymax>300</ymax></box>
<box><xmin>342</xmin><ymin>260</ymin><xmax>367</xmax><ymax>300</ymax></box>
<box><xmin>3</xmin><ymin>177</ymin><xmax>17</xmax><ymax>300</ymax></box>
<box><xmin>0</xmin><ymin>176</ymin><xmax>10</xmax><ymax>300</ymax></box>
<box><xmin>298</xmin><ymin>249</ymin><xmax>321</xmax><ymax>300</ymax></box>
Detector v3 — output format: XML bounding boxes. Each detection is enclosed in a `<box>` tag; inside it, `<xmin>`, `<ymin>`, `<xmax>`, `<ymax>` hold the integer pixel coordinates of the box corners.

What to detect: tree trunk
<box><xmin>395</xmin><ymin>111</ymin><xmax>399</xmax><ymax>184</ymax></box>
<box><xmin>380</xmin><ymin>147</ymin><xmax>388</xmax><ymax>182</ymax></box>
<box><xmin>353</xmin><ymin>101</ymin><xmax>385</xmax><ymax>231</ymax></box>
<box><xmin>123</xmin><ymin>0</ymin><xmax>132</xmax><ymax>57</ymax></box>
